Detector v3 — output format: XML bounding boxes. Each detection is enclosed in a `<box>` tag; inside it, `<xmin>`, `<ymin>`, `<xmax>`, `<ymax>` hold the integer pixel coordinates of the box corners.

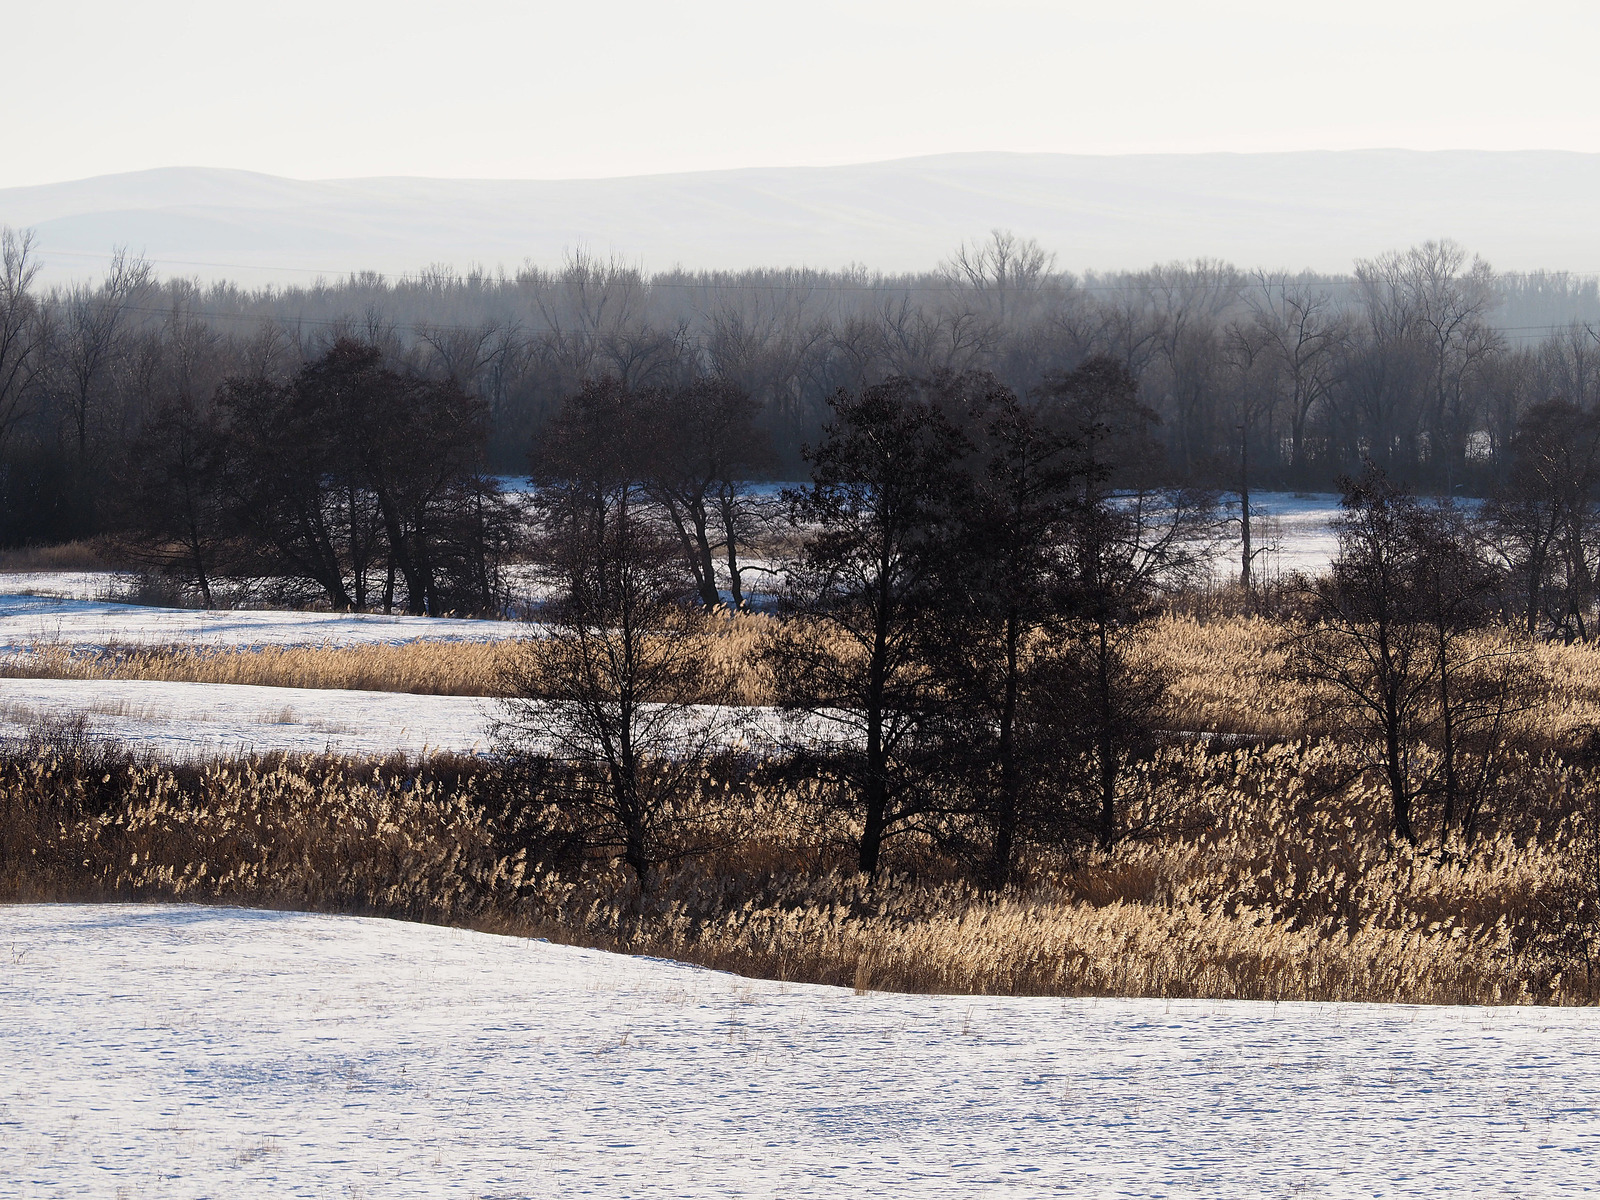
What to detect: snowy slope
<box><xmin>2</xmin><ymin>904</ymin><xmax>1597</xmax><ymax>1198</ymax></box>
<box><xmin>12</xmin><ymin>151</ymin><xmax>1600</xmax><ymax>283</ymax></box>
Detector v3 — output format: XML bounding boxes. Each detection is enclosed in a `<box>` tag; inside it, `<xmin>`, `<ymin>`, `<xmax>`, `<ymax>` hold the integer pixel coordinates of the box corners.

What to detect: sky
<box><xmin>8</xmin><ymin>0</ymin><xmax>1600</xmax><ymax>188</ymax></box>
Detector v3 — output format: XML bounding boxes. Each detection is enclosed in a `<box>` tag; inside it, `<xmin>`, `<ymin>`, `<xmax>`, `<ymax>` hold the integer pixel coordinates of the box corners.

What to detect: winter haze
<box><xmin>8</xmin><ymin>150</ymin><xmax>1600</xmax><ymax>282</ymax></box>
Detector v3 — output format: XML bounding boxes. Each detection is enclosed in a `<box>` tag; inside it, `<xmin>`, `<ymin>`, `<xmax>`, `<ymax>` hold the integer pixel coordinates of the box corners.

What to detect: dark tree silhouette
<box><xmin>640</xmin><ymin>378</ymin><xmax>776</xmax><ymax>610</ymax></box>
<box><xmin>1478</xmin><ymin>398</ymin><xmax>1600</xmax><ymax>639</ymax></box>
<box><xmin>114</xmin><ymin>397</ymin><xmax>232</xmax><ymax>606</ymax></box>
<box><xmin>767</xmin><ymin>376</ymin><xmax>969</xmax><ymax>877</ymax></box>
<box><xmin>1296</xmin><ymin>466</ymin><xmax>1532</xmax><ymax>845</ymax></box>
<box><xmin>502</xmin><ymin>376</ymin><xmax>734</xmax><ymax>888</ymax></box>
<box><xmin>918</xmin><ymin>371</ymin><xmax>1088</xmax><ymax>884</ymax></box>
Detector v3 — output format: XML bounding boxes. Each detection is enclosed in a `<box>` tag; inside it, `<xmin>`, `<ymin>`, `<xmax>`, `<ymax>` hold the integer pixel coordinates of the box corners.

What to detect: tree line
<box><xmin>3</xmin><ymin>228</ymin><xmax>1600</xmax><ymax>546</ymax></box>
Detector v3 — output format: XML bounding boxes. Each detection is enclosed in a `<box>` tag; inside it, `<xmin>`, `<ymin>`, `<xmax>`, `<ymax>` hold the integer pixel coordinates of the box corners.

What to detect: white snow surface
<box><xmin>0</xmin><ymin>678</ymin><xmax>494</xmax><ymax>759</ymax></box>
<box><xmin>2</xmin><ymin>904</ymin><xmax>1598</xmax><ymax>1198</ymax></box>
<box><xmin>0</xmin><ymin>571</ymin><xmax>132</xmax><ymax>601</ymax></box>
<box><xmin>0</xmin><ymin>679</ymin><xmax>792</xmax><ymax>761</ymax></box>
<box><xmin>0</xmin><ymin>594</ymin><xmax>525</xmax><ymax>654</ymax></box>
<box><xmin>1215</xmin><ymin>491</ymin><xmax>1343</xmax><ymax>581</ymax></box>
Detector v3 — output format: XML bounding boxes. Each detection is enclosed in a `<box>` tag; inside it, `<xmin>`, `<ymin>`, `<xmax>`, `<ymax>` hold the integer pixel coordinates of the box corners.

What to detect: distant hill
<box><xmin>4</xmin><ymin>151</ymin><xmax>1599</xmax><ymax>283</ymax></box>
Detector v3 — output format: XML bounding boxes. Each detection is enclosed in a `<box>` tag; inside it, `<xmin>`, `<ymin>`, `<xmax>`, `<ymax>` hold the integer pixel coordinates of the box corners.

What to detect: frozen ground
<box><xmin>0</xmin><ymin>571</ymin><xmax>133</xmax><ymax>601</ymax></box>
<box><xmin>0</xmin><ymin>678</ymin><xmax>790</xmax><ymax>761</ymax></box>
<box><xmin>1214</xmin><ymin>491</ymin><xmax>1342</xmax><ymax>581</ymax></box>
<box><xmin>3</xmin><ymin>904</ymin><xmax>1598</xmax><ymax>1198</ymax></box>
<box><xmin>0</xmin><ymin>678</ymin><xmax>496</xmax><ymax>759</ymax></box>
<box><xmin>0</xmin><ymin>594</ymin><xmax>526</xmax><ymax>654</ymax></box>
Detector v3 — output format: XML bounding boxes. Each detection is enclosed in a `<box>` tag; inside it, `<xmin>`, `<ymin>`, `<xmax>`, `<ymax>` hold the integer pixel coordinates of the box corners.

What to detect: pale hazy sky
<box><xmin>10</xmin><ymin>0</ymin><xmax>1600</xmax><ymax>188</ymax></box>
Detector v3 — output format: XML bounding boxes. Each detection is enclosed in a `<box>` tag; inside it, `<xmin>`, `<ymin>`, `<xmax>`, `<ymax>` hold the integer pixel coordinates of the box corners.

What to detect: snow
<box><xmin>0</xmin><ymin>678</ymin><xmax>495</xmax><ymax>759</ymax></box>
<box><xmin>0</xmin><ymin>594</ymin><xmax>526</xmax><ymax>654</ymax></box>
<box><xmin>0</xmin><ymin>571</ymin><xmax>132</xmax><ymax>601</ymax></box>
<box><xmin>0</xmin><ymin>679</ymin><xmax>797</xmax><ymax>761</ymax></box>
<box><xmin>3</xmin><ymin>903</ymin><xmax>1598</xmax><ymax>1197</ymax></box>
<box><xmin>1215</xmin><ymin>491</ymin><xmax>1344</xmax><ymax>581</ymax></box>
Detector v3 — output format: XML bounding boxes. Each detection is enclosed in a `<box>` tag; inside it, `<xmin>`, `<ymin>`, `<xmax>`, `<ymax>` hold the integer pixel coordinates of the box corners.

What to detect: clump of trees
<box><xmin>11</xmin><ymin>225</ymin><xmax>1600</xmax><ymax>894</ymax></box>
<box><xmin>497</xmin><ymin>377</ymin><xmax>746</xmax><ymax>887</ymax></box>
<box><xmin>117</xmin><ymin>338</ymin><xmax>518</xmax><ymax>615</ymax></box>
<box><xmin>1295</xmin><ymin>467</ymin><xmax>1538</xmax><ymax>848</ymax></box>
<box><xmin>504</xmin><ymin>359</ymin><xmax>1216</xmax><ymax>885</ymax></box>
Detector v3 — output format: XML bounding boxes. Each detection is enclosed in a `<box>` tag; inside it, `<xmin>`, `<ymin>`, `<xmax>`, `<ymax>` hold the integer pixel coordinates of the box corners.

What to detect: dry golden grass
<box><xmin>0</xmin><ymin>540</ymin><xmax>116</xmax><ymax>572</ymax></box>
<box><xmin>1133</xmin><ymin>615</ymin><xmax>1299</xmax><ymax>736</ymax></box>
<box><xmin>0</xmin><ymin>613</ymin><xmax>778</xmax><ymax>703</ymax></box>
<box><xmin>5</xmin><ymin>734</ymin><xmax>1598</xmax><ymax>1006</ymax></box>
<box><xmin>2</xmin><ymin>641</ymin><xmax>516</xmax><ymax>696</ymax></box>
<box><xmin>10</xmin><ymin>604</ymin><xmax>1600</xmax><ymax>1007</ymax></box>
<box><xmin>21</xmin><ymin>611</ymin><xmax>1600</xmax><ymax>742</ymax></box>
<box><xmin>1140</xmin><ymin>613</ymin><xmax>1600</xmax><ymax>745</ymax></box>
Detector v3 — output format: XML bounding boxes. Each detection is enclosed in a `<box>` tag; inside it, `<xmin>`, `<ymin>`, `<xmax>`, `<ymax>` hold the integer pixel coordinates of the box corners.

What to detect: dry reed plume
<box><xmin>5</xmin><ymin>734</ymin><xmax>1599</xmax><ymax>1006</ymax></box>
<box><xmin>0</xmin><ymin>614</ymin><xmax>776</xmax><ymax>703</ymax></box>
<box><xmin>16</xmin><ymin>614</ymin><xmax>1600</xmax><ymax>743</ymax></box>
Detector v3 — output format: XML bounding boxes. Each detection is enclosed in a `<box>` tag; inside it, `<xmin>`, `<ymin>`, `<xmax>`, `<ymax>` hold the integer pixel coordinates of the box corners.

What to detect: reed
<box><xmin>4</xmin><ymin>734</ymin><xmax>1597</xmax><ymax>1006</ymax></box>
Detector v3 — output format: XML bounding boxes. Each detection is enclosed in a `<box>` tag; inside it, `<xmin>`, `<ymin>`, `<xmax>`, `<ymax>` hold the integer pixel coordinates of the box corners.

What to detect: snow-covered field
<box><xmin>3</xmin><ymin>904</ymin><xmax>1597</xmax><ymax>1198</ymax></box>
<box><xmin>0</xmin><ymin>594</ymin><xmax>525</xmax><ymax>654</ymax></box>
<box><xmin>1214</xmin><ymin>491</ymin><xmax>1342</xmax><ymax>581</ymax></box>
<box><xmin>0</xmin><ymin>679</ymin><xmax>795</xmax><ymax>761</ymax></box>
<box><xmin>0</xmin><ymin>594</ymin><xmax>533</xmax><ymax>757</ymax></box>
<box><xmin>0</xmin><ymin>678</ymin><xmax>496</xmax><ymax>759</ymax></box>
<box><xmin>0</xmin><ymin>571</ymin><xmax>133</xmax><ymax>601</ymax></box>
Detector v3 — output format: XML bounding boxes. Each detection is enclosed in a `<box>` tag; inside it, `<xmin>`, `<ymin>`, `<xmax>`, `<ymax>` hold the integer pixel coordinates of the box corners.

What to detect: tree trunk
<box><xmin>720</xmin><ymin>489</ymin><xmax>746</xmax><ymax>611</ymax></box>
<box><xmin>1436</xmin><ymin>620</ymin><xmax>1459</xmax><ymax>844</ymax></box>
<box><xmin>1095</xmin><ymin>620</ymin><xmax>1118</xmax><ymax>852</ymax></box>
<box><xmin>858</xmin><ymin>602</ymin><xmax>892</xmax><ymax>878</ymax></box>
<box><xmin>988</xmin><ymin>609</ymin><xmax>1021</xmax><ymax>888</ymax></box>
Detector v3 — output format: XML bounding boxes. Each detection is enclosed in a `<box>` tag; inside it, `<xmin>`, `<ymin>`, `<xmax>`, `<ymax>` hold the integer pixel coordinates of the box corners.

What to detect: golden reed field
<box><xmin>6</xmin><ymin>612</ymin><xmax>1600</xmax><ymax>1006</ymax></box>
<box><xmin>0</xmin><ymin>613</ymin><xmax>773</xmax><ymax>705</ymax></box>
<box><xmin>11</xmin><ymin>612</ymin><xmax>1600</xmax><ymax>740</ymax></box>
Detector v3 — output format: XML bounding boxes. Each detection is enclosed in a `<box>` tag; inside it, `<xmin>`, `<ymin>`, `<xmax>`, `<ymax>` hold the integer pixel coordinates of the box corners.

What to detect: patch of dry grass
<box><xmin>0</xmin><ymin>613</ymin><xmax>778</xmax><ymax>703</ymax></box>
<box><xmin>2</xmin><ymin>641</ymin><xmax>516</xmax><ymax>696</ymax></box>
<box><xmin>5</xmin><ymin>735</ymin><xmax>1598</xmax><ymax>1006</ymax></box>
<box><xmin>0</xmin><ymin>540</ymin><xmax>115</xmax><ymax>572</ymax></box>
<box><xmin>18</xmin><ymin>612</ymin><xmax>1600</xmax><ymax>744</ymax></box>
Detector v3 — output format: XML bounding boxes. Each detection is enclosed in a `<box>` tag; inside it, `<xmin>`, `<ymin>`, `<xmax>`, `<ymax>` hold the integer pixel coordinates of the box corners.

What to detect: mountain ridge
<box><xmin>5</xmin><ymin>150</ymin><xmax>1597</xmax><ymax>283</ymax></box>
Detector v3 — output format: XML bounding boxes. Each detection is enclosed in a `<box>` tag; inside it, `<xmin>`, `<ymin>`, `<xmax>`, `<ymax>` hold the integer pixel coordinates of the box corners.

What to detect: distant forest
<box><xmin>2</xmin><ymin>228</ymin><xmax>1599</xmax><ymax>547</ymax></box>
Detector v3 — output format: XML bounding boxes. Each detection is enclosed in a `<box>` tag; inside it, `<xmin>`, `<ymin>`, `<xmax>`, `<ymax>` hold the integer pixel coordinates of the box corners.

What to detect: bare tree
<box><xmin>0</xmin><ymin>229</ymin><xmax>43</xmax><ymax>465</ymax></box>
<box><xmin>1295</xmin><ymin>466</ymin><xmax>1529</xmax><ymax>846</ymax></box>
<box><xmin>51</xmin><ymin>248</ymin><xmax>153</xmax><ymax>464</ymax></box>
<box><xmin>1478</xmin><ymin>399</ymin><xmax>1600</xmax><ymax>638</ymax></box>
<box><xmin>503</xmin><ymin>376</ymin><xmax>734</xmax><ymax>887</ymax></box>
<box><xmin>115</xmin><ymin>397</ymin><xmax>231</xmax><ymax>606</ymax></box>
<box><xmin>640</xmin><ymin>378</ymin><xmax>776</xmax><ymax>611</ymax></box>
<box><xmin>1244</xmin><ymin>271</ymin><xmax>1343</xmax><ymax>476</ymax></box>
<box><xmin>941</xmin><ymin>229</ymin><xmax>1057</xmax><ymax>324</ymax></box>
<box><xmin>1352</xmin><ymin>241</ymin><xmax>1500</xmax><ymax>484</ymax></box>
